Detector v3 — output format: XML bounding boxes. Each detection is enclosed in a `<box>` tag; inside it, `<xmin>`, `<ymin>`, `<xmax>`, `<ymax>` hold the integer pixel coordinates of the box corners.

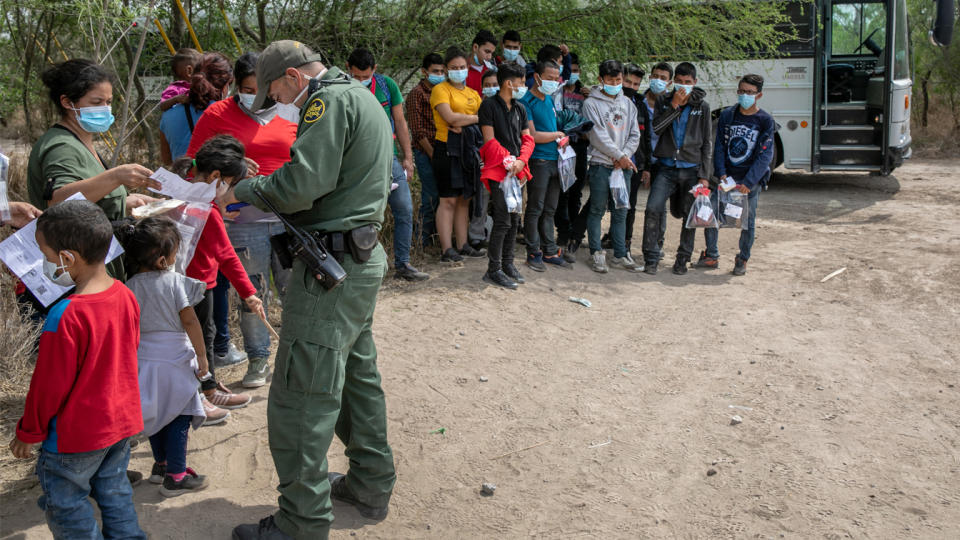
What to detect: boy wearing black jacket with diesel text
<box><xmin>695</xmin><ymin>74</ymin><xmax>775</xmax><ymax>276</ymax></box>
<box><xmin>641</xmin><ymin>61</ymin><xmax>712</xmax><ymax>275</ymax></box>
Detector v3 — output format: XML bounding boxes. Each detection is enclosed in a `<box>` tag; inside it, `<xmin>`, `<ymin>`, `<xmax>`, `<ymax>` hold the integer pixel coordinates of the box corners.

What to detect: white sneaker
<box><xmin>200</xmin><ymin>395</ymin><xmax>230</xmax><ymax>426</ymax></box>
<box><xmin>611</xmin><ymin>254</ymin><xmax>644</xmax><ymax>273</ymax></box>
<box><xmin>590</xmin><ymin>251</ymin><xmax>608</xmax><ymax>273</ymax></box>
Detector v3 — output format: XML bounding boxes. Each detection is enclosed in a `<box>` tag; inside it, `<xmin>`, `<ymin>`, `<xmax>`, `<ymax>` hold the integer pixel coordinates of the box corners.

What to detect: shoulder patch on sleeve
<box><xmin>42</xmin><ymin>298</ymin><xmax>72</xmax><ymax>333</ymax></box>
<box><xmin>304</xmin><ymin>98</ymin><xmax>326</xmax><ymax>123</ymax></box>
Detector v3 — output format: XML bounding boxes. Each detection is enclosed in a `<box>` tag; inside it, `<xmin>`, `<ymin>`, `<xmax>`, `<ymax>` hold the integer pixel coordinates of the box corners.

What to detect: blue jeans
<box><xmin>388</xmin><ymin>156</ymin><xmax>413</xmax><ymax>267</ymax></box>
<box><xmin>227</xmin><ymin>221</ymin><xmax>289</xmax><ymax>359</ymax></box>
<box><xmin>213</xmin><ymin>272</ymin><xmax>231</xmax><ymax>355</ymax></box>
<box><xmin>148</xmin><ymin>414</ymin><xmax>191</xmax><ymax>475</ymax></box>
<box><xmin>586</xmin><ymin>165</ymin><xmax>629</xmax><ymax>258</ymax></box>
<box><xmin>641</xmin><ymin>166</ymin><xmax>699</xmax><ymax>264</ymax></box>
<box><xmin>703</xmin><ymin>185</ymin><xmax>761</xmax><ymax>260</ymax></box>
<box><xmin>414</xmin><ymin>149</ymin><xmax>438</xmax><ymax>245</ymax></box>
<box><xmin>35</xmin><ymin>438</ymin><xmax>145</xmax><ymax>540</ymax></box>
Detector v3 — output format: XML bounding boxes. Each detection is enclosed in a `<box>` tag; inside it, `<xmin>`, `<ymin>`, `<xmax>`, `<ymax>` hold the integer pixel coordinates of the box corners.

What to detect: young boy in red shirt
<box><xmin>9</xmin><ymin>200</ymin><xmax>146</xmax><ymax>539</ymax></box>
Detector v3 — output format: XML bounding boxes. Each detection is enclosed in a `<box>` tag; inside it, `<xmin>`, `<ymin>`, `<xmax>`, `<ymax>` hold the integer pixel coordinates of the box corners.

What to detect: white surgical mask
<box><xmin>675</xmin><ymin>83</ymin><xmax>694</xmax><ymax>95</ymax></box>
<box><xmin>482</xmin><ymin>86</ymin><xmax>499</xmax><ymax>97</ymax></box>
<box><xmin>42</xmin><ymin>253</ymin><xmax>75</xmax><ymax>287</ymax></box>
<box><xmin>215</xmin><ymin>179</ymin><xmax>230</xmax><ymax>200</ymax></box>
<box><xmin>237</xmin><ymin>93</ymin><xmax>256</xmax><ymax>110</ymax></box>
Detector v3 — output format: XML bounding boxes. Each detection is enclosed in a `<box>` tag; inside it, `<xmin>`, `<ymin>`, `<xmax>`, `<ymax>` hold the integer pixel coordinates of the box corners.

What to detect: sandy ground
<box><xmin>2</xmin><ymin>159</ymin><xmax>959</xmax><ymax>539</ymax></box>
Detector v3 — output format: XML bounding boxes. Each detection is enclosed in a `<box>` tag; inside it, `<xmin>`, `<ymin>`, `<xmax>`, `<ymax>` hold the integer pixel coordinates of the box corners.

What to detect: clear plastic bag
<box><xmin>0</xmin><ymin>153</ymin><xmax>10</xmax><ymax>223</ymax></box>
<box><xmin>609</xmin><ymin>168</ymin><xmax>629</xmax><ymax>209</ymax></box>
<box><xmin>717</xmin><ymin>190</ymin><xmax>749</xmax><ymax>229</ymax></box>
<box><xmin>559</xmin><ymin>156</ymin><xmax>576</xmax><ymax>192</ymax></box>
<box><xmin>162</xmin><ymin>202</ymin><xmax>212</xmax><ymax>274</ymax></box>
<box><xmin>686</xmin><ymin>191</ymin><xmax>719</xmax><ymax>228</ymax></box>
<box><xmin>502</xmin><ymin>173</ymin><xmax>524</xmax><ymax>214</ymax></box>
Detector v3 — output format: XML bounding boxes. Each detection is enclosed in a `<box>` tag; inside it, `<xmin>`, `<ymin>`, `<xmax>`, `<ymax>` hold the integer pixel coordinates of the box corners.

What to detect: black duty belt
<box><xmin>312</xmin><ymin>224</ymin><xmax>379</xmax><ymax>265</ymax></box>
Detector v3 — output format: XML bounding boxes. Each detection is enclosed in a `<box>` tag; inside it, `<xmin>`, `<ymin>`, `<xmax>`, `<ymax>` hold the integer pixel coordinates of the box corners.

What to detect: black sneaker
<box><xmin>160</xmin><ymin>468</ymin><xmax>209</xmax><ymax>497</ymax></box>
<box><xmin>328</xmin><ymin>472</ymin><xmax>390</xmax><ymax>520</ymax></box>
<box><xmin>126</xmin><ymin>470</ymin><xmax>143</xmax><ymax>487</ymax></box>
<box><xmin>526</xmin><ymin>252</ymin><xmax>546</xmax><ymax>272</ymax></box>
<box><xmin>693</xmin><ymin>250</ymin><xmax>719</xmax><ymax>269</ymax></box>
<box><xmin>560</xmin><ymin>248</ymin><xmax>576</xmax><ymax>264</ymax></box>
<box><xmin>441</xmin><ymin>248</ymin><xmax>464</xmax><ymax>262</ymax></box>
<box><xmin>733</xmin><ymin>255</ymin><xmax>747</xmax><ymax>276</ymax></box>
<box><xmin>395</xmin><ymin>263</ymin><xmax>430</xmax><ymax>281</ymax></box>
<box><xmin>503</xmin><ymin>263</ymin><xmax>525</xmax><ymax>284</ymax></box>
<box><xmin>469</xmin><ymin>239</ymin><xmax>488</xmax><ymax>251</ymax></box>
<box><xmin>149</xmin><ymin>463</ymin><xmax>166</xmax><ymax>484</ymax></box>
<box><xmin>459</xmin><ymin>244</ymin><xmax>486</xmax><ymax>258</ymax></box>
<box><xmin>567</xmin><ymin>239</ymin><xmax>581</xmax><ymax>254</ymax></box>
<box><xmin>483</xmin><ymin>270</ymin><xmax>519</xmax><ymax>290</ymax></box>
<box><xmin>643</xmin><ymin>262</ymin><xmax>658</xmax><ymax>275</ymax></box>
<box><xmin>232</xmin><ymin>516</ymin><xmax>294</xmax><ymax>540</ymax></box>
<box><xmin>672</xmin><ymin>256</ymin><xmax>689</xmax><ymax>275</ymax></box>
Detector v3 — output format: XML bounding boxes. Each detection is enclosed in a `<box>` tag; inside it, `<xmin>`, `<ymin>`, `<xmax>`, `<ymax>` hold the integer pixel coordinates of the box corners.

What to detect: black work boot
<box><xmin>329</xmin><ymin>472</ymin><xmax>390</xmax><ymax>521</ymax></box>
<box><xmin>483</xmin><ymin>269</ymin><xmax>519</xmax><ymax>290</ymax></box>
<box><xmin>672</xmin><ymin>255</ymin><xmax>689</xmax><ymax>275</ymax></box>
<box><xmin>232</xmin><ymin>516</ymin><xmax>294</xmax><ymax>540</ymax></box>
<box><xmin>502</xmin><ymin>262</ymin><xmax>525</xmax><ymax>284</ymax></box>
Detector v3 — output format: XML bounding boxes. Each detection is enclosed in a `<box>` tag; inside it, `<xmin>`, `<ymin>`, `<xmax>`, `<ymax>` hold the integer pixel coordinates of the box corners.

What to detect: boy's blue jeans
<box><xmin>586</xmin><ymin>165</ymin><xmax>629</xmax><ymax>258</ymax></box>
<box><xmin>414</xmin><ymin>148</ymin><xmax>439</xmax><ymax>246</ymax></box>
<box><xmin>36</xmin><ymin>437</ymin><xmax>146</xmax><ymax>539</ymax></box>
<box><xmin>703</xmin><ymin>185</ymin><xmax>761</xmax><ymax>261</ymax></box>
<box><xmin>388</xmin><ymin>156</ymin><xmax>414</xmax><ymax>267</ymax></box>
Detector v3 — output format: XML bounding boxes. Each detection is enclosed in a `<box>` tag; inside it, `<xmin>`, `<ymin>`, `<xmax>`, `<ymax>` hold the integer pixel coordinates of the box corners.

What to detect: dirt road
<box><xmin>2</xmin><ymin>159</ymin><xmax>959</xmax><ymax>539</ymax></box>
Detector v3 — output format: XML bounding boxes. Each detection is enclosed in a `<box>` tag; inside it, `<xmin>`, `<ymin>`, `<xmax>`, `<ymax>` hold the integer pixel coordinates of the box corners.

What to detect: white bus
<box><xmin>696</xmin><ymin>0</ymin><xmax>953</xmax><ymax>175</ymax></box>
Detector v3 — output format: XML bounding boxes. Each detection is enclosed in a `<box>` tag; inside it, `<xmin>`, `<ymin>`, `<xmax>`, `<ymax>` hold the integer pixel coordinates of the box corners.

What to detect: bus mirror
<box><xmin>930</xmin><ymin>0</ymin><xmax>954</xmax><ymax>46</ymax></box>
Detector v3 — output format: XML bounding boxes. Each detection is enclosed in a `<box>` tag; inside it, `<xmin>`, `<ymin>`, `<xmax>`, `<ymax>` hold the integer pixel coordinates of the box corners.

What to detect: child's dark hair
<box><xmin>114</xmin><ymin>216</ymin><xmax>181</xmax><ymax>274</ymax></box>
<box><xmin>190</xmin><ymin>52</ymin><xmax>234</xmax><ymax>110</ymax></box>
<box><xmin>496</xmin><ymin>63</ymin><xmax>525</xmax><ymax>86</ymax></box>
<box><xmin>675</xmin><ymin>62</ymin><xmax>697</xmax><ymax>80</ymax></box>
<box><xmin>599</xmin><ymin>60</ymin><xmax>624</xmax><ymax>78</ymax></box>
<box><xmin>625</xmin><ymin>63</ymin><xmax>646</xmax><ymax>80</ymax></box>
<box><xmin>741</xmin><ymin>73</ymin><xmax>764</xmax><ymax>92</ymax></box>
<box><xmin>171</xmin><ymin>134</ymin><xmax>247</xmax><ymax>182</ymax></box>
<box><xmin>172</xmin><ymin>48</ymin><xmax>201</xmax><ymax>76</ymax></box>
<box><xmin>234</xmin><ymin>52</ymin><xmax>259</xmax><ymax>84</ymax></box>
<box><xmin>651</xmin><ymin>61</ymin><xmax>674</xmax><ymax>79</ymax></box>
<box><xmin>347</xmin><ymin>47</ymin><xmax>377</xmax><ymax>71</ymax></box>
<box><xmin>473</xmin><ymin>30</ymin><xmax>497</xmax><ymax>48</ymax></box>
<box><xmin>444</xmin><ymin>47</ymin><xmax>466</xmax><ymax>66</ymax></box>
<box><xmin>502</xmin><ymin>30</ymin><xmax>522</xmax><ymax>44</ymax></box>
<box><xmin>537</xmin><ymin>45</ymin><xmax>562</xmax><ymax>64</ymax></box>
<box><xmin>37</xmin><ymin>200</ymin><xmax>113</xmax><ymax>263</ymax></box>
<box><xmin>535</xmin><ymin>60</ymin><xmax>561</xmax><ymax>76</ymax></box>
<box><xmin>41</xmin><ymin>59</ymin><xmax>115</xmax><ymax>114</ymax></box>
<box><xmin>422</xmin><ymin>53</ymin><xmax>444</xmax><ymax>70</ymax></box>
<box><xmin>481</xmin><ymin>70</ymin><xmax>499</xmax><ymax>84</ymax></box>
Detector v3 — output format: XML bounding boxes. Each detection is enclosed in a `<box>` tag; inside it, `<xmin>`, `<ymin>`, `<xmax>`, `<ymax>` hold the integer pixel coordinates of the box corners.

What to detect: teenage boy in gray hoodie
<box><xmin>640</xmin><ymin>61</ymin><xmax>713</xmax><ymax>275</ymax></box>
<box><xmin>581</xmin><ymin>60</ymin><xmax>642</xmax><ymax>274</ymax></box>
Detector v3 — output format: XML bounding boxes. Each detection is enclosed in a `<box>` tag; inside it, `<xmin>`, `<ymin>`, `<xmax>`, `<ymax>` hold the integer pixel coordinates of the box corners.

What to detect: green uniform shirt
<box><xmin>27</xmin><ymin>125</ymin><xmax>127</xmax><ymax>219</ymax></box>
<box><xmin>235</xmin><ymin>67</ymin><xmax>393</xmax><ymax>234</ymax></box>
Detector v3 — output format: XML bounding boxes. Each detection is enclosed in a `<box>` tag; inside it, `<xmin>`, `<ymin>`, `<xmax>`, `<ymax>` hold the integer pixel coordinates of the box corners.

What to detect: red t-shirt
<box><xmin>185</xmin><ymin>204</ymin><xmax>257</xmax><ymax>297</ymax></box>
<box><xmin>16</xmin><ymin>280</ymin><xmax>144</xmax><ymax>453</ymax></box>
<box><xmin>466</xmin><ymin>64</ymin><xmax>489</xmax><ymax>95</ymax></box>
<box><xmin>186</xmin><ymin>97</ymin><xmax>297</xmax><ymax>176</ymax></box>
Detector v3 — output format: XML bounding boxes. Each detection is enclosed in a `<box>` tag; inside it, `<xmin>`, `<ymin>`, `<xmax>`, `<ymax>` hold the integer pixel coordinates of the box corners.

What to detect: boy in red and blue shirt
<box><xmin>10</xmin><ymin>200</ymin><xmax>146</xmax><ymax>539</ymax></box>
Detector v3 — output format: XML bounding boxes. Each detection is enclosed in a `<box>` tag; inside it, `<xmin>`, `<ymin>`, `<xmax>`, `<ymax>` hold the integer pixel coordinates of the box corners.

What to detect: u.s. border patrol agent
<box><xmin>229</xmin><ymin>40</ymin><xmax>396</xmax><ymax>540</ymax></box>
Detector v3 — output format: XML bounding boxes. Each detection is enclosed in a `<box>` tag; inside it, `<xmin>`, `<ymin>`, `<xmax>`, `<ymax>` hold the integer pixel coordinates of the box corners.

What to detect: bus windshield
<box><xmin>831</xmin><ymin>1</ymin><xmax>886</xmax><ymax>56</ymax></box>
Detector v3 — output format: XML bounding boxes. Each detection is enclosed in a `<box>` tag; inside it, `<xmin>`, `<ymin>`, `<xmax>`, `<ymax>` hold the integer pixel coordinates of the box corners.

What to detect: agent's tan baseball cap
<box><xmin>252</xmin><ymin>40</ymin><xmax>324</xmax><ymax>110</ymax></box>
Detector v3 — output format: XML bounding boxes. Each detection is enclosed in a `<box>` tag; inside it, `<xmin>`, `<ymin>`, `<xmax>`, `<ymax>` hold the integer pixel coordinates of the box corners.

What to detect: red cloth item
<box><xmin>479</xmin><ymin>134</ymin><xmax>535</xmax><ymax>191</ymax></box>
<box><xmin>185</xmin><ymin>98</ymin><xmax>297</xmax><ymax>176</ymax></box>
<box><xmin>185</xmin><ymin>204</ymin><xmax>257</xmax><ymax>297</ymax></box>
<box><xmin>16</xmin><ymin>280</ymin><xmax>144</xmax><ymax>453</ymax></box>
<box><xmin>466</xmin><ymin>65</ymin><xmax>489</xmax><ymax>95</ymax></box>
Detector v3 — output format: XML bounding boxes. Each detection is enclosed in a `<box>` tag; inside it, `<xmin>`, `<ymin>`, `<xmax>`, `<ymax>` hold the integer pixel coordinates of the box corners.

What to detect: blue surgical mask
<box><xmin>503</xmin><ymin>49</ymin><xmax>520</xmax><ymax>62</ymax></box>
<box><xmin>539</xmin><ymin>80</ymin><xmax>560</xmax><ymax>95</ymax></box>
<box><xmin>42</xmin><ymin>253</ymin><xmax>75</xmax><ymax>287</ymax></box>
<box><xmin>237</xmin><ymin>93</ymin><xmax>256</xmax><ymax>110</ymax></box>
<box><xmin>675</xmin><ymin>83</ymin><xmax>694</xmax><ymax>95</ymax></box>
<box><xmin>482</xmin><ymin>86</ymin><xmax>499</xmax><ymax>97</ymax></box>
<box><xmin>359</xmin><ymin>78</ymin><xmax>373</xmax><ymax>87</ymax></box>
<box><xmin>448</xmin><ymin>69</ymin><xmax>468</xmax><ymax>84</ymax></box>
<box><xmin>512</xmin><ymin>86</ymin><xmax>528</xmax><ymax>100</ymax></box>
<box><xmin>568</xmin><ymin>73</ymin><xmax>580</xmax><ymax>85</ymax></box>
<box><xmin>738</xmin><ymin>93</ymin><xmax>756</xmax><ymax>109</ymax></box>
<box><xmin>71</xmin><ymin>104</ymin><xmax>114</xmax><ymax>133</ymax></box>
<box><xmin>649</xmin><ymin>78</ymin><xmax>668</xmax><ymax>94</ymax></box>
<box><xmin>427</xmin><ymin>73</ymin><xmax>446</xmax><ymax>85</ymax></box>
<box><xmin>603</xmin><ymin>84</ymin><xmax>622</xmax><ymax>96</ymax></box>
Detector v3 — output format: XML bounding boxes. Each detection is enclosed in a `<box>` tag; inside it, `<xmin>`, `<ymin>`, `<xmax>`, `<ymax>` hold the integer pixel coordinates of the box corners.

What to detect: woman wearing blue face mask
<box><xmin>28</xmin><ymin>59</ymin><xmax>159</xmax><ymax>235</ymax></box>
<box><xmin>159</xmin><ymin>52</ymin><xmax>234</xmax><ymax>167</ymax></box>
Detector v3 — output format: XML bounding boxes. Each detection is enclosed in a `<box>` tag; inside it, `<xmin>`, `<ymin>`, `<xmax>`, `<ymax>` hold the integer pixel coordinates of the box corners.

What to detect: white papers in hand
<box><xmin>149</xmin><ymin>168</ymin><xmax>215</xmax><ymax>204</ymax></box>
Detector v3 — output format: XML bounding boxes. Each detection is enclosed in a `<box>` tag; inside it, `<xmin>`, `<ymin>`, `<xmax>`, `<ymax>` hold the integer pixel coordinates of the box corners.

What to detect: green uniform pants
<box><xmin>268</xmin><ymin>244</ymin><xmax>396</xmax><ymax>539</ymax></box>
